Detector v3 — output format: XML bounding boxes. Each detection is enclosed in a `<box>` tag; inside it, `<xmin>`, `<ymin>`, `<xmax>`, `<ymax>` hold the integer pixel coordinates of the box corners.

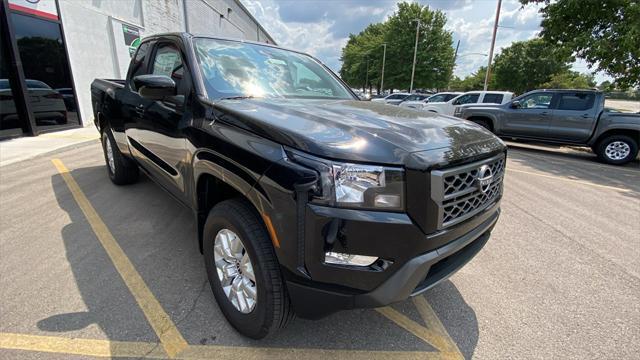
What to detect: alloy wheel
<box><xmin>213</xmin><ymin>229</ymin><xmax>257</xmax><ymax>313</ymax></box>
<box><xmin>605</xmin><ymin>141</ymin><xmax>631</xmax><ymax>161</ymax></box>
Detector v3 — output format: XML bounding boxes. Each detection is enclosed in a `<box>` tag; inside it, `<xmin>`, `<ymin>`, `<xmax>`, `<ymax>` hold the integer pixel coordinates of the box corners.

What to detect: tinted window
<box><xmin>558</xmin><ymin>93</ymin><xmax>595</xmax><ymax>111</ymax></box>
<box><xmin>387</xmin><ymin>94</ymin><xmax>404</xmax><ymax>100</ymax></box>
<box><xmin>482</xmin><ymin>93</ymin><xmax>504</xmax><ymax>104</ymax></box>
<box><xmin>11</xmin><ymin>12</ymin><xmax>80</xmax><ymax>130</ymax></box>
<box><xmin>405</xmin><ymin>94</ymin><xmax>426</xmax><ymax>101</ymax></box>
<box><xmin>427</xmin><ymin>94</ymin><xmax>446</xmax><ymax>102</ymax></box>
<box><xmin>129</xmin><ymin>42</ymin><xmax>150</xmax><ymax>90</ymax></box>
<box><xmin>454</xmin><ymin>94</ymin><xmax>480</xmax><ymax>105</ymax></box>
<box><xmin>519</xmin><ymin>93</ymin><xmax>553</xmax><ymax>109</ymax></box>
<box><xmin>443</xmin><ymin>94</ymin><xmax>458</xmax><ymax>101</ymax></box>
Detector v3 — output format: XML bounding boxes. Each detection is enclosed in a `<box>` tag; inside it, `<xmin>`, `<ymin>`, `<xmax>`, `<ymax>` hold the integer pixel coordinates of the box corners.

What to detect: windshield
<box><xmin>194</xmin><ymin>38</ymin><xmax>354</xmax><ymax>100</ymax></box>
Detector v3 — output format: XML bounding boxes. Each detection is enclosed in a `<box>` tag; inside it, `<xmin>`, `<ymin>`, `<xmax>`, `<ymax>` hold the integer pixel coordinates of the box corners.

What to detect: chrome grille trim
<box><xmin>431</xmin><ymin>153</ymin><xmax>505</xmax><ymax>230</ymax></box>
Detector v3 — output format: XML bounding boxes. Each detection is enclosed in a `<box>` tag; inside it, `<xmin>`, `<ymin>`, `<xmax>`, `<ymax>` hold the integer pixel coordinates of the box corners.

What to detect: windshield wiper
<box><xmin>219</xmin><ymin>95</ymin><xmax>256</xmax><ymax>100</ymax></box>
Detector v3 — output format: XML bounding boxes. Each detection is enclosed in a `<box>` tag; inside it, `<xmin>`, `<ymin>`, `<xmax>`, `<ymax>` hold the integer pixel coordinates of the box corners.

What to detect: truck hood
<box><xmin>212</xmin><ymin>98</ymin><xmax>503</xmax><ymax>166</ymax></box>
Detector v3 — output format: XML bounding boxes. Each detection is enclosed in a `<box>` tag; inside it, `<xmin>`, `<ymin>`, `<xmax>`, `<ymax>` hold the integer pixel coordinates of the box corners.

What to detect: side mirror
<box><xmin>510</xmin><ymin>100</ymin><xmax>521</xmax><ymax>109</ymax></box>
<box><xmin>133</xmin><ymin>75</ymin><xmax>176</xmax><ymax>100</ymax></box>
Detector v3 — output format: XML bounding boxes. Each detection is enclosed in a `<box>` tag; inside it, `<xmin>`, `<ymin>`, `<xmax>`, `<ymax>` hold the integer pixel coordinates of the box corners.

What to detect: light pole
<box><xmin>484</xmin><ymin>0</ymin><xmax>502</xmax><ymax>91</ymax></box>
<box><xmin>364</xmin><ymin>57</ymin><xmax>370</xmax><ymax>93</ymax></box>
<box><xmin>410</xmin><ymin>18</ymin><xmax>421</xmax><ymax>93</ymax></box>
<box><xmin>380</xmin><ymin>43</ymin><xmax>386</xmax><ymax>94</ymax></box>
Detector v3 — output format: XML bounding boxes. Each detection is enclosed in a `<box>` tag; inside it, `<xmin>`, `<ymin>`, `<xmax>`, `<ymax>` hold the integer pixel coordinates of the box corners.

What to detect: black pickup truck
<box><xmin>91</xmin><ymin>33</ymin><xmax>506</xmax><ymax>339</ymax></box>
<box><xmin>455</xmin><ymin>89</ymin><xmax>640</xmax><ymax>165</ymax></box>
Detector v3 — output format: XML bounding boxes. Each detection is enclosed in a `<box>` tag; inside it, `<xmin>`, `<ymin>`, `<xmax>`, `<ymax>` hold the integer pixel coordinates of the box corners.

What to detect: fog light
<box><xmin>374</xmin><ymin>194</ymin><xmax>401</xmax><ymax>208</ymax></box>
<box><xmin>325</xmin><ymin>252</ymin><xmax>378</xmax><ymax>266</ymax></box>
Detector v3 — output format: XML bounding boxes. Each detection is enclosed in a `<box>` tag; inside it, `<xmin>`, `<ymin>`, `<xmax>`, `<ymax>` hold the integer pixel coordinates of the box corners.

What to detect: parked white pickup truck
<box><xmin>400</xmin><ymin>92</ymin><xmax>462</xmax><ymax>110</ymax></box>
<box><xmin>422</xmin><ymin>91</ymin><xmax>514</xmax><ymax>116</ymax></box>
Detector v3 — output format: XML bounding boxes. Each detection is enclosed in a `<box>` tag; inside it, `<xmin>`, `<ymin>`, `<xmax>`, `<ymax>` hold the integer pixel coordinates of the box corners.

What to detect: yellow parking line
<box><xmin>507</xmin><ymin>168</ymin><xmax>633</xmax><ymax>193</ymax></box>
<box><xmin>51</xmin><ymin>159</ymin><xmax>189</xmax><ymax>358</ymax></box>
<box><xmin>413</xmin><ymin>296</ymin><xmax>463</xmax><ymax>357</ymax></box>
<box><xmin>0</xmin><ymin>332</ymin><xmax>166</xmax><ymax>358</ymax></box>
<box><xmin>0</xmin><ymin>332</ymin><xmax>453</xmax><ymax>359</ymax></box>
<box><xmin>375</xmin><ymin>305</ymin><xmax>462</xmax><ymax>359</ymax></box>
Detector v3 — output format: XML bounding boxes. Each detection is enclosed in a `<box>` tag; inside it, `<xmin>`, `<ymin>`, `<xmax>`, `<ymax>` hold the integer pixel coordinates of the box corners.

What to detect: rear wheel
<box><xmin>101</xmin><ymin>127</ymin><xmax>139</xmax><ymax>185</ymax></box>
<box><xmin>203</xmin><ymin>199</ymin><xmax>293</xmax><ymax>339</ymax></box>
<box><xmin>595</xmin><ymin>135</ymin><xmax>638</xmax><ymax>165</ymax></box>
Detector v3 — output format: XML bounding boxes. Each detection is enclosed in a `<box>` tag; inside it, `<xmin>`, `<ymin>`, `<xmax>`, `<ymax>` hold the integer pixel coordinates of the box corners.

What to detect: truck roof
<box><xmin>535</xmin><ymin>88</ymin><xmax>602</xmax><ymax>93</ymax></box>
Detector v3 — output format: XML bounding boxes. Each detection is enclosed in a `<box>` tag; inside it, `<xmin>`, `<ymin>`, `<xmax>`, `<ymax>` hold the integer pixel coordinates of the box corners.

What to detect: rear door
<box><xmin>125</xmin><ymin>39</ymin><xmax>193</xmax><ymax>203</ymax></box>
<box><xmin>546</xmin><ymin>92</ymin><xmax>599</xmax><ymax>142</ymax></box>
<box><xmin>500</xmin><ymin>92</ymin><xmax>556</xmax><ymax>137</ymax></box>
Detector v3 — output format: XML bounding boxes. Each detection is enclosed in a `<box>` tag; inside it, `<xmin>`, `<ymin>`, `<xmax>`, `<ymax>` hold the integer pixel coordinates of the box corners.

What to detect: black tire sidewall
<box><xmin>597</xmin><ymin>135</ymin><xmax>638</xmax><ymax>165</ymax></box>
<box><xmin>202</xmin><ymin>204</ymin><xmax>274</xmax><ymax>339</ymax></box>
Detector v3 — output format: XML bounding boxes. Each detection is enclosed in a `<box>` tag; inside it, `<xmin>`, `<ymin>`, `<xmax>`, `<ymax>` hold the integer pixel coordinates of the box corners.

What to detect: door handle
<box><xmin>581</xmin><ymin>114</ymin><xmax>590</xmax><ymax>118</ymax></box>
<box><xmin>134</xmin><ymin>104</ymin><xmax>145</xmax><ymax>115</ymax></box>
<box><xmin>541</xmin><ymin>111</ymin><xmax>549</xmax><ymax>116</ymax></box>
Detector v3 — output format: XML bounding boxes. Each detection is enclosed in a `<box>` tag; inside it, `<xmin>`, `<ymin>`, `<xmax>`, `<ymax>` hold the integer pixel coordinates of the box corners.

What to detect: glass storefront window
<box><xmin>0</xmin><ymin>31</ymin><xmax>23</xmax><ymax>136</ymax></box>
<box><xmin>10</xmin><ymin>12</ymin><xmax>80</xmax><ymax>131</ymax></box>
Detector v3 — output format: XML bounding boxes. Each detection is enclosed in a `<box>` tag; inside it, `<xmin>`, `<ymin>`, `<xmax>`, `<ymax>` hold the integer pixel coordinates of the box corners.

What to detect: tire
<box><xmin>101</xmin><ymin>126</ymin><xmax>139</xmax><ymax>185</ymax></box>
<box><xmin>203</xmin><ymin>199</ymin><xmax>293</xmax><ymax>339</ymax></box>
<box><xmin>595</xmin><ymin>135</ymin><xmax>638</xmax><ymax>165</ymax></box>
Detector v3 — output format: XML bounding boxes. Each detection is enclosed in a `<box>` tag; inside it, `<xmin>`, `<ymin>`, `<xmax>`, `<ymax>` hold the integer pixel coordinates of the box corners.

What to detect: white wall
<box><xmin>59</xmin><ymin>0</ymin><xmax>271</xmax><ymax>126</ymax></box>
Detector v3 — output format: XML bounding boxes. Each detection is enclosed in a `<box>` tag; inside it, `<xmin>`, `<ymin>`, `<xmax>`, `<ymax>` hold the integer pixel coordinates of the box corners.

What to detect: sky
<box><xmin>243</xmin><ymin>0</ymin><xmax>610</xmax><ymax>84</ymax></box>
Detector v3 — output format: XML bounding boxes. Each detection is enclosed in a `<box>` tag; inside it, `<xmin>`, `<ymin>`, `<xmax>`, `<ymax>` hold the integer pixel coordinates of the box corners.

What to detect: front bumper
<box><xmin>286</xmin><ymin>201</ymin><xmax>500</xmax><ymax>319</ymax></box>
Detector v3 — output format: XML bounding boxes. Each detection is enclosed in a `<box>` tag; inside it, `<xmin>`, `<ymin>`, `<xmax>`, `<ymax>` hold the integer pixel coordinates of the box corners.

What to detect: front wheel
<box><xmin>203</xmin><ymin>199</ymin><xmax>293</xmax><ymax>339</ymax></box>
<box><xmin>595</xmin><ymin>135</ymin><xmax>638</xmax><ymax>165</ymax></box>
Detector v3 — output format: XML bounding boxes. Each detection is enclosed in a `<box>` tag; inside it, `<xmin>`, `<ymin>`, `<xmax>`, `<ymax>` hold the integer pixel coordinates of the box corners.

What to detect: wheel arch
<box><xmin>193</xmin><ymin>153</ymin><xmax>273</xmax><ymax>254</ymax></box>
<box><xmin>467</xmin><ymin>115</ymin><xmax>496</xmax><ymax>132</ymax></box>
<box><xmin>593</xmin><ymin>128</ymin><xmax>640</xmax><ymax>148</ymax></box>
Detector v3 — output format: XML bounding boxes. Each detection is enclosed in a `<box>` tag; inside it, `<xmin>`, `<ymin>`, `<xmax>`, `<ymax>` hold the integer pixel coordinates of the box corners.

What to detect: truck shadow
<box><xmin>44</xmin><ymin>165</ymin><xmax>478</xmax><ymax>357</ymax></box>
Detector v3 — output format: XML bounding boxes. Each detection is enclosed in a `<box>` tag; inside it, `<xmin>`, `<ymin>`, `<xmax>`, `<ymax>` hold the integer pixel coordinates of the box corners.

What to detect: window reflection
<box><xmin>11</xmin><ymin>12</ymin><xmax>79</xmax><ymax>130</ymax></box>
<box><xmin>1</xmin><ymin>35</ymin><xmax>22</xmax><ymax>134</ymax></box>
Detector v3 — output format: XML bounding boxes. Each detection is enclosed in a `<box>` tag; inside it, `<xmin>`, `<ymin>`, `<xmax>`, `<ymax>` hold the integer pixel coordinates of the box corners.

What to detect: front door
<box><xmin>501</xmin><ymin>92</ymin><xmax>555</xmax><ymax>137</ymax></box>
<box><xmin>126</xmin><ymin>40</ymin><xmax>192</xmax><ymax>203</ymax></box>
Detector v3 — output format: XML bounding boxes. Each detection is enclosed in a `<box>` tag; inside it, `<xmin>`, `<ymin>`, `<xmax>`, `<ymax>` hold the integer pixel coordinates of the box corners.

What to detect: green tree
<box><xmin>449</xmin><ymin>67</ymin><xmax>495</xmax><ymax>92</ymax></box>
<box><xmin>540</xmin><ymin>71</ymin><xmax>596</xmax><ymax>89</ymax></box>
<box><xmin>492</xmin><ymin>38</ymin><xmax>571</xmax><ymax>93</ymax></box>
<box><xmin>521</xmin><ymin>0</ymin><xmax>640</xmax><ymax>88</ymax></box>
<box><xmin>598</xmin><ymin>80</ymin><xmax>615</xmax><ymax>92</ymax></box>
<box><xmin>383</xmin><ymin>2</ymin><xmax>455</xmax><ymax>90</ymax></box>
<box><xmin>339</xmin><ymin>23</ymin><xmax>386</xmax><ymax>92</ymax></box>
<box><xmin>340</xmin><ymin>2</ymin><xmax>455</xmax><ymax>92</ymax></box>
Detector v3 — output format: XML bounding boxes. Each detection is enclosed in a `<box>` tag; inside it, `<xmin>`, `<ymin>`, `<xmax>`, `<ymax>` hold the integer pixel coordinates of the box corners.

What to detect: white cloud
<box><xmin>242</xmin><ymin>0</ymin><xmax>612</xmax><ymax>84</ymax></box>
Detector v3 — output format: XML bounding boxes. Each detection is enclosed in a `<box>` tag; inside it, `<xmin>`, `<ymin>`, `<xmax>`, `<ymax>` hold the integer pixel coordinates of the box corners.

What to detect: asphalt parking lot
<box><xmin>0</xmin><ymin>139</ymin><xmax>638</xmax><ymax>359</ymax></box>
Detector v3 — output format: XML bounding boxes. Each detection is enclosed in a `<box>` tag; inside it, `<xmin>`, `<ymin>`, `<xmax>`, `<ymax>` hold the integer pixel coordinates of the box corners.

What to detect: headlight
<box><xmin>286</xmin><ymin>149</ymin><xmax>405</xmax><ymax>211</ymax></box>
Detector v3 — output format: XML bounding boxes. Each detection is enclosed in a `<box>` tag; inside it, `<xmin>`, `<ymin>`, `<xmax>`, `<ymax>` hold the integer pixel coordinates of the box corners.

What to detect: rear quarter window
<box><xmin>482</xmin><ymin>93</ymin><xmax>504</xmax><ymax>104</ymax></box>
<box><xmin>558</xmin><ymin>93</ymin><xmax>595</xmax><ymax>111</ymax></box>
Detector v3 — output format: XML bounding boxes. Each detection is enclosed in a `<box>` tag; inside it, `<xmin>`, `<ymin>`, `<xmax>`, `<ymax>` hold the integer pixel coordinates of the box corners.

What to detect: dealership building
<box><xmin>0</xmin><ymin>0</ymin><xmax>274</xmax><ymax>139</ymax></box>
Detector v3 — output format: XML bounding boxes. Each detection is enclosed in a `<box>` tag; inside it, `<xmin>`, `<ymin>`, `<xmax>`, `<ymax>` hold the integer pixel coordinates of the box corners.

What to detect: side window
<box><xmin>387</xmin><ymin>94</ymin><xmax>401</xmax><ymax>100</ymax></box>
<box><xmin>557</xmin><ymin>93</ymin><xmax>595</xmax><ymax>111</ymax></box>
<box><xmin>129</xmin><ymin>42</ymin><xmax>150</xmax><ymax>90</ymax></box>
<box><xmin>427</xmin><ymin>94</ymin><xmax>445</xmax><ymax>102</ymax></box>
<box><xmin>149</xmin><ymin>43</ymin><xmax>193</xmax><ymax>102</ymax></box>
<box><xmin>482</xmin><ymin>93</ymin><xmax>504</xmax><ymax>104</ymax></box>
<box><xmin>294</xmin><ymin>62</ymin><xmax>323</xmax><ymax>89</ymax></box>
<box><xmin>152</xmin><ymin>44</ymin><xmax>184</xmax><ymax>92</ymax></box>
<box><xmin>454</xmin><ymin>94</ymin><xmax>479</xmax><ymax>105</ymax></box>
<box><xmin>519</xmin><ymin>93</ymin><xmax>553</xmax><ymax>109</ymax></box>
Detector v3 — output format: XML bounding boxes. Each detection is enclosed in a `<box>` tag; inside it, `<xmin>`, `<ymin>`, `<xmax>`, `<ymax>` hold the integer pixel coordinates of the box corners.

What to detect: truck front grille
<box><xmin>431</xmin><ymin>154</ymin><xmax>505</xmax><ymax>229</ymax></box>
